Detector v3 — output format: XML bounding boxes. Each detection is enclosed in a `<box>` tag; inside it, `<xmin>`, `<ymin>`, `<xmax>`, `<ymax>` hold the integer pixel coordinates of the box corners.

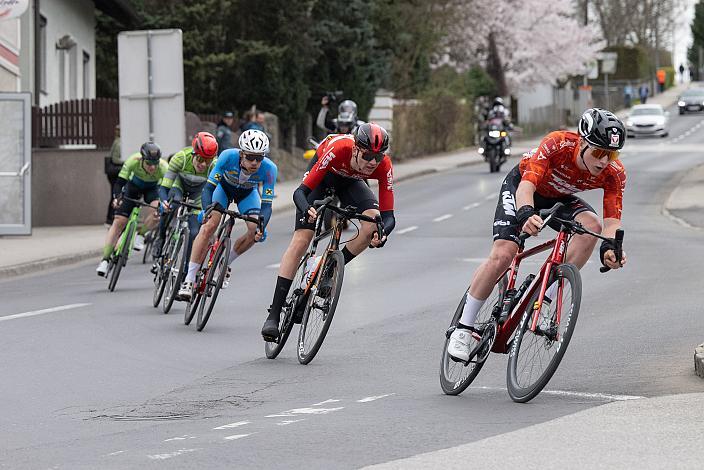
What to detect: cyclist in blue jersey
<box><xmin>177</xmin><ymin>129</ymin><xmax>277</xmax><ymax>301</ymax></box>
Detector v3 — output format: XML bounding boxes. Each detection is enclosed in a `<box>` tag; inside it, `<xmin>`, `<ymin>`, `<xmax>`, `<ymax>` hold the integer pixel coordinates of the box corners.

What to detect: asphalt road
<box><xmin>2</xmin><ymin>107</ymin><xmax>704</xmax><ymax>469</ymax></box>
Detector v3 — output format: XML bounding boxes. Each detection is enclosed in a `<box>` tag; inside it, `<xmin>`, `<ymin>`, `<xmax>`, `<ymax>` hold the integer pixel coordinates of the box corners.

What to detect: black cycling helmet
<box><xmin>140</xmin><ymin>142</ymin><xmax>162</xmax><ymax>163</ymax></box>
<box><xmin>577</xmin><ymin>108</ymin><xmax>626</xmax><ymax>150</ymax></box>
<box><xmin>354</xmin><ymin>122</ymin><xmax>390</xmax><ymax>154</ymax></box>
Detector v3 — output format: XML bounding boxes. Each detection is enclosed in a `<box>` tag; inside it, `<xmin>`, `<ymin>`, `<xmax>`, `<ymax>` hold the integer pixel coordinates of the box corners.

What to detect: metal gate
<box><xmin>0</xmin><ymin>93</ymin><xmax>32</xmax><ymax>235</ymax></box>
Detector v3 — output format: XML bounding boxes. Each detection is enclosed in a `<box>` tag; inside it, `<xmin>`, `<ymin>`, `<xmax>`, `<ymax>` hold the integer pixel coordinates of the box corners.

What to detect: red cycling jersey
<box><xmin>302</xmin><ymin>134</ymin><xmax>395</xmax><ymax>211</ymax></box>
<box><xmin>519</xmin><ymin>131</ymin><xmax>627</xmax><ymax>220</ymax></box>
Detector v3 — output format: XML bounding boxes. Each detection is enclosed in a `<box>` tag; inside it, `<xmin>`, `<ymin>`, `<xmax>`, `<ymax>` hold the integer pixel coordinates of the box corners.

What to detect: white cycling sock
<box><xmin>459</xmin><ymin>293</ymin><xmax>486</xmax><ymax>328</ymax></box>
<box><xmin>227</xmin><ymin>248</ymin><xmax>240</xmax><ymax>267</ymax></box>
<box><xmin>185</xmin><ymin>261</ymin><xmax>201</xmax><ymax>283</ymax></box>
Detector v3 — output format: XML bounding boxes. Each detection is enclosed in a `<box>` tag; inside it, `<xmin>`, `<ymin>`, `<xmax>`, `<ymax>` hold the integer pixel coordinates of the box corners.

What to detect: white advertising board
<box><xmin>118</xmin><ymin>29</ymin><xmax>185</xmax><ymax>161</ymax></box>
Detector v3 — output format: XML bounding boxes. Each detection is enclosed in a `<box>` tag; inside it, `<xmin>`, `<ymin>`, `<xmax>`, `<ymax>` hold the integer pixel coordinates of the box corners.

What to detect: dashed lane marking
<box><xmin>265</xmin><ymin>263</ymin><xmax>281</xmax><ymax>269</ymax></box>
<box><xmin>357</xmin><ymin>394</ymin><xmax>395</xmax><ymax>403</ymax></box>
<box><xmin>224</xmin><ymin>433</ymin><xmax>255</xmax><ymax>441</ymax></box>
<box><xmin>147</xmin><ymin>448</ymin><xmax>200</xmax><ymax>460</ymax></box>
<box><xmin>213</xmin><ymin>421</ymin><xmax>250</xmax><ymax>430</ymax></box>
<box><xmin>433</xmin><ymin>214</ymin><xmax>454</xmax><ymax>222</ymax></box>
<box><xmin>396</xmin><ymin>226</ymin><xmax>419</xmax><ymax>235</ymax></box>
<box><xmin>463</xmin><ymin>202</ymin><xmax>482</xmax><ymax>210</ymax></box>
<box><xmin>0</xmin><ymin>303</ymin><xmax>91</xmax><ymax>322</ymax></box>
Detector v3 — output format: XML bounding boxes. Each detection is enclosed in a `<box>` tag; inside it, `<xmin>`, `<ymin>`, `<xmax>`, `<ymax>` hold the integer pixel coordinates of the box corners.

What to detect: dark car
<box><xmin>677</xmin><ymin>88</ymin><xmax>704</xmax><ymax>114</ymax></box>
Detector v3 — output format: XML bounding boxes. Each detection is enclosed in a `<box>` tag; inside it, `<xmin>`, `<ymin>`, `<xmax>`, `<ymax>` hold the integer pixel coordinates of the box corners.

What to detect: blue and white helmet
<box><xmin>238</xmin><ymin>129</ymin><xmax>269</xmax><ymax>155</ymax></box>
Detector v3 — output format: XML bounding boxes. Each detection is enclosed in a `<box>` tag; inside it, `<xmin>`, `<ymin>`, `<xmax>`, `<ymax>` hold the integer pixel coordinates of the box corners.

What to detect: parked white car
<box><xmin>625</xmin><ymin>104</ymin><xmax>669</xmax><ymax>138</ymax></box>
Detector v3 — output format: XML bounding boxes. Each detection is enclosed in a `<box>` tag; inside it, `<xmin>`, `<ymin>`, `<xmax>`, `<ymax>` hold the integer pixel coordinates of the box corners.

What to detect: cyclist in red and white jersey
<box><xmin>261</xmin><ymin>123</ymin><xmax>396</xmax><ymax>341</ymax></box>
<box><xmin>447</xmin><ymin>108</ymin><xmax>629</xmax><ymax>362</ymax></box>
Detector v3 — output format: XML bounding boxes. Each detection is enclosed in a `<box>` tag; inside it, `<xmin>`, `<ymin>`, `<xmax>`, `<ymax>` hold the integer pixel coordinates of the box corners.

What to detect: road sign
<box><xmin>596</xmin><ymin>52</ymin><xmax>618</xmax><ymax>75</ymax></box>
<box><xmin>118</xmin><ymin>29</ymin><xmax>185</xmax><ymax>162</ymax></box>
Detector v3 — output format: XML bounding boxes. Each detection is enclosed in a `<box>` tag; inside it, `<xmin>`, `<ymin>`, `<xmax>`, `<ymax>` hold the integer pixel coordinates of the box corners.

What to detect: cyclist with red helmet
<box><xmin>152</xmin><ymin>131</ymin><xmax>219</xmax><ymax>261</ymax></box>
<box><xmin>261</xmin><ymin>122</ymin><xmax>397</xmax><ymax>341</ymax></box>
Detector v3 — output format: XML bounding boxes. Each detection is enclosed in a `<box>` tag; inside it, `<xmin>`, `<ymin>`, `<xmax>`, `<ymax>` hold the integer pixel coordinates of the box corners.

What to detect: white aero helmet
<box><xmin>239</xmin><ymin>129</ymin><xmax>270</xmax><ymax>155</ymax></box>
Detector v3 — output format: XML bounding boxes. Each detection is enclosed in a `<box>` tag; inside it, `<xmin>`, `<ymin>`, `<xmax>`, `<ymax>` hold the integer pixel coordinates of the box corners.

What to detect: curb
<box><xmin>696</xmin><ymin>344</ymin><xmax>704</xmax><ymax>378</ymax></box>
<box><xmin>0</xmin><ymin>249</ymin><xmax>103</xmax><ymax>281</ymax></box>
<box><xmin>662</xmin><ymin>163</ymin><xmax>704</xmax><ymax>231</ymax></box>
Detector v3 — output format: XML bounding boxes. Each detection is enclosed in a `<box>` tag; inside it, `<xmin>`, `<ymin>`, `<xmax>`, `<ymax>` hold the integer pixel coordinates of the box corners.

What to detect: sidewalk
<box><xmin>663</xmin><ymin>162</ymin><xmax>704</xmax><ymax>378</ymax></box>
<box><xmin>0</xmin><ymin>137</ymin><xmax>541</xmax><ymax>280</ymax></box>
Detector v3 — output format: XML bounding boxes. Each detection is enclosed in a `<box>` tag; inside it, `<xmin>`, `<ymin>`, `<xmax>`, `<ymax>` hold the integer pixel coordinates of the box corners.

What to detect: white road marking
<box><xmin>473</xmin><ymin>386</ymin><xmax>643</xmax><ymax>401</ymax></box>
<box><xmin>357</xmin><ymin>394</ymin><xmax>395</xmax><ymax>403</ymax></box>
<box><xmin>213</xmin><ymin>420</ymin><xmax>250</xmax><ymax>430</ymax></box>
<box><xmin>107</xmin><ymin>451</ymin><xmax>125</xmax><ymax>456</ymax></box>
<box><xmin>463</xmin><ymin>202</ymin><xmax>481</xmax><ymax>210</ymax></box>
<box><xmin>485</xmin><ymin>192</ymin><xmax>499</xmax><ymax>200</ymax></box>
<box><xmin>265</xmin><ymin>263</ymin><xmax>281</xmax><ymax>269</ymax></box>
<box><xmin>163</xmin><ymin>435</ymin><xmax>197</xmax><ymax>442</ymax></box>
<box><xmin>311</xmin><ymin>399</ymin><xmax>341</xmax><ymax>406</ymax></box>
<box><xmin>0</xmin><ymin>303</ymin><xmax>91</xmax><ymax>322</ymax></box>
<box><xmin>433</xmin><ymin>214</ymin><xmax>453</xmax><ymax>222</ymax></box>
<box><xmin>276</xmin><ymin>419</ymin><xmax>306</xmax><ymax>426</ymax></box>
<box><xmin>460</xmin><ymin>258</ymin><xmax>486</xmax><ymax>263</ymax></box>
<box><xmin>147</xmin><ymin>448</ymin><xmax>200</xmax><ymax>460</ymax></box>
<box><xmin>396</xmin><ymin>226</ymin><xmax>418</xmax><ymax>235</ymax></box>
<box><xmin>224</xmin><ymin>433</ymin><xmax>255</xmax><ymax>441</ymax></box>
<box><xmin>265</xmin><ymin>406</ymin><xmax>344</xmax><ymax>418</ymax></box>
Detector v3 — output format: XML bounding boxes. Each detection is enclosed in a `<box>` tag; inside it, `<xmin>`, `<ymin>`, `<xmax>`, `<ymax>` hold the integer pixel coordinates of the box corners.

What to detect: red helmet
<box><xmin>354</xmin><ymin>122</ymin><xmax>390</xmax><ymax>154</ymax></box>
<box><xmin>192</xmin><ymin>132</ymin><xmax>218</xmax><ymax>160</ymax></box>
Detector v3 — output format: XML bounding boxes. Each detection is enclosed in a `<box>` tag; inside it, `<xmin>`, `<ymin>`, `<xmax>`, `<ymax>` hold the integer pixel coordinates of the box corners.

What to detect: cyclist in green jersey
<box><xmin>96</xmin><ymin>142</ymin><xmax>168</xmax><ymax>276</ymax></box>
<box><xmin>154</xmin><ymin>132</ymin><xmax>218</xmax><ymax>263</ymax></box>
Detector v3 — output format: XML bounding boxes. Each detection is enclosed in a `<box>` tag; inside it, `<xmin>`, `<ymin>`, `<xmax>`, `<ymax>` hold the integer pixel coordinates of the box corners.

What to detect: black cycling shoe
<box><xmin>261</xmin><ymin>318</ymin><xmax>280</xmax><ymax>342</ymax></box>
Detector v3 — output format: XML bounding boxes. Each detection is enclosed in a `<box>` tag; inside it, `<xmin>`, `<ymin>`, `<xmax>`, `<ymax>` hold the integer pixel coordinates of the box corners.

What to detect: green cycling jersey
<box><xmin>118</xmin><ymin>153</ymin><xmax>168</xmax><ymax>186</ymax></box>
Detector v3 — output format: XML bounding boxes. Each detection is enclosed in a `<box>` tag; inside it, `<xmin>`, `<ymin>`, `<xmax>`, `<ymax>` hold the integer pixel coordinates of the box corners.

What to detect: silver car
<box><xmin>625</xmin><ymin>104</ymin><xmax>669</xmax><ymax>138</ymax></box>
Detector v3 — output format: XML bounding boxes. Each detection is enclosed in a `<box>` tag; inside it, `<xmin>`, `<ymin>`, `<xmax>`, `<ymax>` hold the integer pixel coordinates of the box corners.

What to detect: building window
<box><xmin>39</xmin><ymin>15</ymin><xmax>47</xmax><ymax>93</ymax></box>
<box><xmin>83</xmin><ymin>51</ymin><xmax>90</xmax><ymax>98</ymax></box>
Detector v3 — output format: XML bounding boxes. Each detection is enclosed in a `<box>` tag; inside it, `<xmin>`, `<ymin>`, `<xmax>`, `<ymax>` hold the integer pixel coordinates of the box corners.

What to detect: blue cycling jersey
<box><xmin>206</xmin><ymin>148</ymin><xmax>277</xmax><ymax>203</ymax></box>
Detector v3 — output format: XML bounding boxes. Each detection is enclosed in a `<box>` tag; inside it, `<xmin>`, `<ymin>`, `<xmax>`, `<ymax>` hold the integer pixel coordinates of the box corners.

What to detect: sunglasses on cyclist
<box><xmin>194</xmin><ymin>154</ymin><xmax>211</xmax><ymax>164</ymax></box>
<box><xmin>359</xmin><ymin>150</ymin><xmax>384</xmax><ymax>163</ymax></box>
<box><xmin>242</xmin><ymin>153</ymin><xmax>264</xmax><ymax>162</ymax></box>
<box><xmin>143</xmin><ymin>160</ymin><xmax>159</xmax><ymax>167</ymax></box>
<box><xmin>588</xmin><ymin>146</ymin><xmax>619</xmax><ymax>161</ymax></box>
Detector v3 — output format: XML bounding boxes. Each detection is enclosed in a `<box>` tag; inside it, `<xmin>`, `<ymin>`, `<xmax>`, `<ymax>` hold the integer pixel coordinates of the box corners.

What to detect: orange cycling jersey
<box><xmin>519</xmin><ymin>131</ymin><xmax>627</xmax><ymax>220</ymax></box>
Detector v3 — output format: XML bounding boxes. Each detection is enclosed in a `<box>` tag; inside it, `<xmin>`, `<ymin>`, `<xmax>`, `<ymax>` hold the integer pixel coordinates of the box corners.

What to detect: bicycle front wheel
<box><xmin>196</xmin><ymin>238</ymin><xmax>230</xmax><ymax>331</ymax></box>
<box><xmin>439</xmin><ymin>275</ymin><xmax>507</xmax><ymax>395</ymax></box>
<box><xmin>297</xmin><ymin>250</ymin><xmax>345</xmax><ymax>365</ymax></box>
<box><xmin>108</xmin><ymin>224</ymin><xmax>135</xmax><ymax>292</ymax></box>
<box><xmin>507</xmin><ymin>263</ymin><xmax>582</xmax><ymax>403</ymax></box>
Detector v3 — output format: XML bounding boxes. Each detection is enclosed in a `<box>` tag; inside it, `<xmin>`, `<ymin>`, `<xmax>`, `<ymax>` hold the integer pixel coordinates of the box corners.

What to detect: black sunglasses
<box><xmin>242</xmin><ymin>153</ymin><xmax>264</xmax><ymax>162</ymax></box>
<box><xmin>360</xmin><ymin>150</ymin><xmax>384</xmax><ymax>163</ymax></box>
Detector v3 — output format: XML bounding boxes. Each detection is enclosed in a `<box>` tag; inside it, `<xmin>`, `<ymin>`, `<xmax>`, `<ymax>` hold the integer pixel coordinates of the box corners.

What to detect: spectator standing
<box><xmin>104</xmin><ymin>124</ymin><xmax>121</xmax><ymax>225</ymax></box>
<box><xmin>216</xmin><ymin>111</ymin><xmax>234</xmax><ymax>155</ymax></box>
<box><xmin>623</xmin><ymin>82</ymin><xmax>633</xmax><ymax>109</ymax></box>
<box><xmin>656</xmin><ymin>69</ymin><xmax>666</xmax><ymax>93</ymax></box>
<box><xmin>639</xmin><ymin>83</ymin><xmax>649</xmax><ymax>104</ymax></box>
<box><xmin>241</xmin><ymin>110</ymin><xmax>265</xmax><ymax>133</ymax></box>
<box><xmin>679</xmin><ymin>64</ymin><xmax>686</xmax><ymax>83</ymax></box>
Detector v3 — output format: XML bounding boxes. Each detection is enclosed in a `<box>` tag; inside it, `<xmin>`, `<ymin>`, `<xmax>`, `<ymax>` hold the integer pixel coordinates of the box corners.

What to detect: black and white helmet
<box><xmin>238</xmin><ymin>129</ymin><xmax>269</xmax><ymax>155</ymax></box>
<box><xmin>578</xmin><ymin>108</ymin><xmax>626</xmax><ymax>150</ymax></box>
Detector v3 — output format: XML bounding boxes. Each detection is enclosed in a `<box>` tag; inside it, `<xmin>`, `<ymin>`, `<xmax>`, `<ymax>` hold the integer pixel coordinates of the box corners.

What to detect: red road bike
<box><xmin>439</xmin><ymin>202</ymin><xmax>624</xmax><ymax>402</ymax></box>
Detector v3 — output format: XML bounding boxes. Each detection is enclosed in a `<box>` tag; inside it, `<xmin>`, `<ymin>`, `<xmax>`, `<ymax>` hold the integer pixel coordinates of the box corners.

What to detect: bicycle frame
<box><xmin>300</xmin><ymin>208</ymin><xmax>346</xmax><ymax>293</ymax></box>
<box><xmin>115</xmin><ymin>206</ymin><xmax>141</xmax><ymax>257</ymax></box>
<box><xmin>491</xmin><ymin>229</ymin><xmax>570</xmax><ymax>353</ymax></box>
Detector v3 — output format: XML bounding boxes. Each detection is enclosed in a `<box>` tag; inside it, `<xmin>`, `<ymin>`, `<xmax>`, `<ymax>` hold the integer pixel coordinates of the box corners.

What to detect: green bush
<box><xmin>662</xmin><ymin>66</ymin><xmax>676</xmax><ymax>88</ymax></box>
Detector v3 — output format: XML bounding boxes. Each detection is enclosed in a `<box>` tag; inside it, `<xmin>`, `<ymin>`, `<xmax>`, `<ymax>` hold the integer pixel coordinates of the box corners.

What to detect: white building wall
<box><xmin>516</xmin><ymin>83</ymin><xmax>554</xmax><ymax>124</ymax></box>
<box><xmin>0</xmin><ymin>18</ymin><xmax>21</xmax><ymax>92</ymax></box>
<box><xmin>36</xmin><ymin>0</ymin><xmax>95</xmax><ymax>106</ymax></box>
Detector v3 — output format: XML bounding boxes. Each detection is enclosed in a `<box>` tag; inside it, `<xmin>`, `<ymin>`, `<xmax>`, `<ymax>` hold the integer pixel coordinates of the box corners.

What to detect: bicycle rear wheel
<box><xmin>196</xmin><ymin>238</ymin><xmax>230</xmax><ymax>331</ymax></box>
<box><xmin>297</xmin><ymin>251</ymin><xmax>345</xmax><ymax>365</ymax></box>
<box><xmin>264</xmin><ymin>255</ymin><xmax>308</xmax><ymax>359</ymax></box>
<box><xmin>507</xmin><ymin>263</ymin><xmax>582</xmax><ymax>403</ymax></box>
<box><xmin>439</xmin><ymin>275</ymin><xmax>507</xmax><ymax>395</ymax></box>
<box><xmin>108</xmin><ymin>224</ymin><xmax>135</xmax><ymax>292</ymax></box>
<box><xmin>142</xmin><ymin>230</ymin><xmax>154</xmax><ymax>264</ymax></box>
<box><xmin>163</xmin><ymin>228</ymin><xmax>188</xmax><ymax>314</ymax></box>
